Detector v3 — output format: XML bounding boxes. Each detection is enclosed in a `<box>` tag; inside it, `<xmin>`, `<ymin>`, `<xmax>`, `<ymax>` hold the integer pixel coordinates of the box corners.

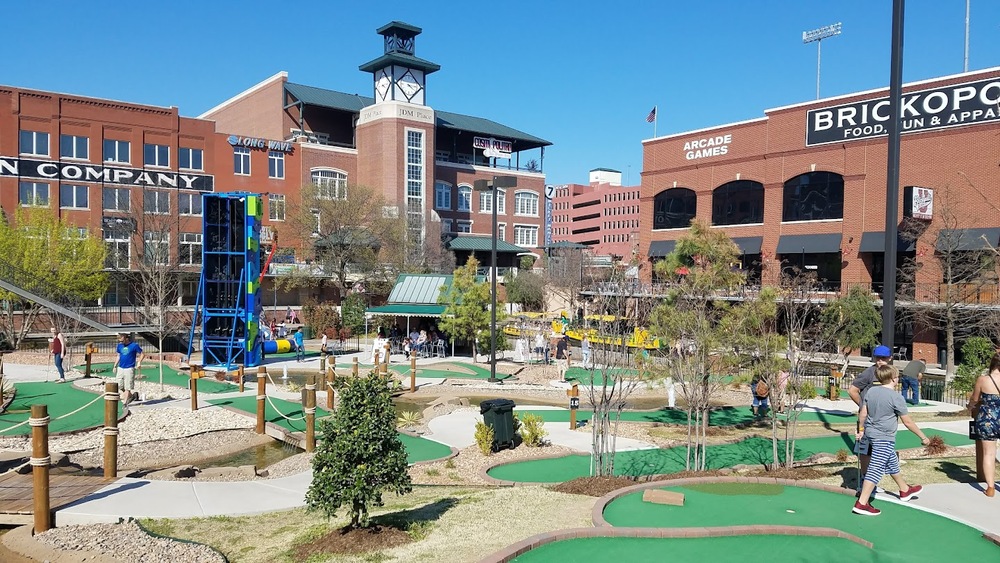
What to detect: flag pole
<box><xmin>654</xmin><ymin>105</ymin><xmax>657</xmax><ymax>137</ymax></box>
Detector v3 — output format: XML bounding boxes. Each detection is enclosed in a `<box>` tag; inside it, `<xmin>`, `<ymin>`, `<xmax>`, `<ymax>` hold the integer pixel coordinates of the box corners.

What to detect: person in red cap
<box><xmin>848</xmin><ymin>345</ymin><xmax>893</xmax><ymax>497</ymax></box>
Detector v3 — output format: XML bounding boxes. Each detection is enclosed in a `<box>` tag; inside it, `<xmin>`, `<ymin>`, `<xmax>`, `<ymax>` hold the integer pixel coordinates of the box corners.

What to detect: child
<box><xmin>852</xmin><ymin>364</ymin><xmax>931</xmax><ymax>516</ymax></box>
<box><xmin>293</xmin><ymin>329</ymin><xmax>305</xmax><ymax>362</ymax></box>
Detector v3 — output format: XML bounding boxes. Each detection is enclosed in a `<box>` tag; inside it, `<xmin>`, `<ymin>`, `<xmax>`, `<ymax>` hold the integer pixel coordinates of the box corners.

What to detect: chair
<box><xmin>893</xmin><ymin>346</ymin><xmax>908</xmax><ymax>361</ymax></box>
<box><xmin>435</xmin><ymin>339</ymin><xmax>446</xmax><ymax>358</ymax></box>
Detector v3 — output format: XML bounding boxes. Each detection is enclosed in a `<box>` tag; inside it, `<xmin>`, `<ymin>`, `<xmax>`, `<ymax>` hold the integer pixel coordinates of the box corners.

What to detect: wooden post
<box><xmin>190</xmin><ymin>373</ymin><xmax>199</xmax><ymax>412</ymax></box>
<box><xmin>0</xmin><ymin>351</ymin><xmax>4</xmax><ymax>377</ymax></box>
<box><xmin>104</xmin><ymin>382</ymin><xmax>119</xmax><ymax>479</ymax></box>
<box><xmin>568</xmin><ymin>383</ymin><xmax>580</xmax><ymax>430</ymax></box>
<box><xmin>352</xmin><ymin>356</ymin><xmax>359</xmax><ymax>377</ymax></box>
<box><xmin>238</xmin><ymin>365</ymin><xmax>245</xmax><ymax>393</ymax></box>
<box><xmin>383</xmin><ymin>343</ymin><xmax>391</xmax><ymax>375</ymax></box>
<box><xmin>326</xmin><ymin>366</ymin><xmax>335</xmax><ymax>409</ymax></box>
<box><xmin>305</xmin><ymin>374</ymin><xmax>316</xmax><ymax>452</ymax></box>
<box><xmin>30</xmin><ymin>404</ymin><xmax>51</xmax><ymax>533</ymax></box>
<box><xmin>319</xmin><ymin>355</ymin><xmax>326</xmax><ymax>372</ymax></box>
<box><xmin>410</xmin><ymin>355</ymin><xmax>417</xmax><ymax>393</ymax></box>
<box><xmin>373</xmin><ymin>351</ymin><xmax>380</xmax><ymax>370</ymax></box>
<box><xmin>256</xmin><ymin>367</ymin><xmax>266</xmax><ymax>434</ymax></box>
<box><xmin>84</xmin><ymin>342</ymin><xmax>96</xmax><ymax>378</ymax></box>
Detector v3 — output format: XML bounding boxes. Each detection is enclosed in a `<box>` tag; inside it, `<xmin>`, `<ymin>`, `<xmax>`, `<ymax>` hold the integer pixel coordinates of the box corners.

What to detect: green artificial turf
<box><xmin>0</xmin><ymin>381</ymin><xmax>124</xmax><ymax>436</ymax></box>
<box><xmin>515</xmin><ymin>406</ymin><xmax>856</xmax><ymax>427</ymax></box>
<box><xmin>486</xmin><ymin>430</ymin><xmax>972</xmax><ymax>483</ymax></box>
<box><xmin>600</xmin><ymin>483</ymin><xmax>998</xmax><ymax>561</ymax></box>
<box><xmin>78</xmin><ymin>362</ymin><xmax>235</xmax><ymax>394</ymax></box>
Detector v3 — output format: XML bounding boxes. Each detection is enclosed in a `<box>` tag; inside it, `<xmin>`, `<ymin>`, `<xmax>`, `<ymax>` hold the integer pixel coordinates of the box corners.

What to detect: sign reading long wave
<box><xmin>806</xmin><ymin>76</ymin><xmax>1000</xmax><ymax>146</ymax></box>
<box><xmin>0</xmin><ymin>157</ymin><xmax>215</xmax><ymax>191</ymax></box>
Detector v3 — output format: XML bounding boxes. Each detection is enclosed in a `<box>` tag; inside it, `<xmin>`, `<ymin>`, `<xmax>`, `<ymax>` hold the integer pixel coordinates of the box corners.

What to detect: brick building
<box><xmin>550</xmin><ymin>168</ymin><xmax>641</xmax><ymax>261</ymax></box>
<box><xmin>640</xmin><ymin>67</ymin><xmax>1000</xmax><ymax>366</ymax></box>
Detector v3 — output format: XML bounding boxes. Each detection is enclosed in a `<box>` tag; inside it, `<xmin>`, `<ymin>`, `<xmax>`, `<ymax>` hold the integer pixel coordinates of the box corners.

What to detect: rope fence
<box><xmin>0</xmin><ymin>390</ymin><xmax>105</xmax><ymax>435</ymax></box>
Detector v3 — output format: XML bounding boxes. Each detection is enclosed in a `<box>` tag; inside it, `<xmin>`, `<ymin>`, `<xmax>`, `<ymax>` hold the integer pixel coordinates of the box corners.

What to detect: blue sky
<box><xmin>6</xmin><ymin>1</ymin><xmax>999</xmax><ymax>186</ymax></box>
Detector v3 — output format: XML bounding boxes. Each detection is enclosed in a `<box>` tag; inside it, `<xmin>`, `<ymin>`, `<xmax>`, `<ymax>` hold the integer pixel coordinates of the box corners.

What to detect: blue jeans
<box><xmin>901</xmin><ymin>376</ymin><xmax>920</xmax><ymax>405</ymax></box>
<box><xmin>54</xmin><ymin>353</ymin><xmax>65</xmax><ymax>380</ymax></box>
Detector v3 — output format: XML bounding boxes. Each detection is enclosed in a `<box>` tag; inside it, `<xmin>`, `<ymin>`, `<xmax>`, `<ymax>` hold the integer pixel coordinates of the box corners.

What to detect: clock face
<box><xmin>398</xmin><ymin>70</ymin><xmax>422</xmax><ymax>101</ymax></box>
<box><xmin>375</xmin><ymin>70</ymin><xmax>391</xmax><ymax>100</ymax></box>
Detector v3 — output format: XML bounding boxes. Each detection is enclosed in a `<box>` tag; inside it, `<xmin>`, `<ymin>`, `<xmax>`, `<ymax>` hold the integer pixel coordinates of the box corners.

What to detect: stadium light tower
<box><xmin>803</xmin><ymin>22</ymin><xmax>842</xmax><ymax>99</ymax></box>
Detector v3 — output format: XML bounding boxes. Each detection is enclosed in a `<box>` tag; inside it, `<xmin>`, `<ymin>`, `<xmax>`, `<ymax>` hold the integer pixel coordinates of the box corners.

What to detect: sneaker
<box><xmin>852</xmin><ymin>501</ymin><xmax>880</xmax><ymax>516</ymax></box>
<box><xmin>55</xmin><ymin>379</ymin><xmax>66</xmax><ymax>384</ymax></box>
<box><xmin>899</xmin><ymin>485</ymin><xmax>922</xmax><ymax>501</ymax></box>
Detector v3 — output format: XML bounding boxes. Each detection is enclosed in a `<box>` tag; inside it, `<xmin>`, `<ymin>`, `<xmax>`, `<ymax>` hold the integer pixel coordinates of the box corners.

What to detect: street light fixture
<box><xmin>803</xmin><ymin>22</ymin><xmax>842</xmax><ymax>99</ymax></box>
<box><xmin>473</xmin><ymin>175</ymin><xmax>517</xmax><ymax>384</ymax></box>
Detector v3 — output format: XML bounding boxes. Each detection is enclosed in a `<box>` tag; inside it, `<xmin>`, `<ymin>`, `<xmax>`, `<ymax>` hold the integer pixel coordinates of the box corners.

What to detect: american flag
<box><xmin>645</xmin><ymin>106</ymin><xmax>657</xmax><ymax>123</ymax></box>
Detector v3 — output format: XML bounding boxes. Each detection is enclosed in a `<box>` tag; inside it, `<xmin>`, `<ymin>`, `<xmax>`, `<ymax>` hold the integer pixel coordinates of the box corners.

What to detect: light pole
<box><xmin>474</xmin><ymin>175</ymin><xmax>517</xmax><ymax>384</ymax></box>
<box><xmin>803</xmin><ymin>22</ymin><xmax>842</xmax><ymax>99</ymax></box>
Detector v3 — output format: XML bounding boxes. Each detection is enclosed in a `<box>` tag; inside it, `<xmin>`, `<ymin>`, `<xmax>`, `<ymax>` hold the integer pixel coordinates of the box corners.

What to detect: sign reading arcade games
<box><xmin>806</xmin><ymin>76</ymin><xmax>1000</xmax><ymax>146</ymax></box>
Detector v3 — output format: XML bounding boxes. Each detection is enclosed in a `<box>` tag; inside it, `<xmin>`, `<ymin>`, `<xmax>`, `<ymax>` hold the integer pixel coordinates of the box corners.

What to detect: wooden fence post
<box><xmin>30</xmin><ymin>404</ymin><xmax>51</xmax><ymax>533</ymax></box>
<box><xmin>305</xmin><ymin>374</ymin><xmax>316</xmax><ymax>453</ymax></box>
<box><xmin>352</xmin><ymin>357</ymin><xmax>359</xmax><ymax>377</ymax></box>
<box><xmin>84</xmin><ymin>342</ymin><xmax>96</xmax><ymax>378</ymax></box>
<box><xmin>190</xmin><ymin>371</ymin><xmax>199</xmax><ymax>412</ymax></box>
<box><xmin>256</xmin><ymin>367</ymin><xmax>266</xmax><ymax>434</ymax></box>
<box><xmin>238</xmin><ymin>365</ymin><xmax>245</xmax><ymax>393</ymax></box>
<box><xmin>383</xmin><ymin>343</ymin><xmax>391</xmax><ymax>375</ymax></box>
<box><xmin>104</xmin><ymin>382</ymin><xmax>119</xmax><ymax>479</ymax></box>
<box><xmin>410</xmin><ymin>355</ymin><xmax>417</xmax><ymax>393</ymax></box>
<box><xmin>326</xmin><ymin>366</ymin><xmax>335</xmax><ymax>409</ymax></box>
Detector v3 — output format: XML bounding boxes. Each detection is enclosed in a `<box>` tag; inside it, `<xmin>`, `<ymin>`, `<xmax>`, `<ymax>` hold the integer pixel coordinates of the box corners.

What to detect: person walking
<box><xmin>968</xmin><ymin>353</ymin><xmax>1000</xmax><ymax>497</ymax></box>
<box><xmin>900</xmin><ymin>358</ymin><xmax>925</xmax><ymax>406</ymax></box>
<box><xmin>750</xmin><ymin>373</ymin><xmax>769</xmax><ymax>419</ymax></box>
<box><xmin>293</xmin><ymin>328</ymin><xmax>305</xmax><ymax>362</ymax></box>
<box><xmin>555</xmin><ymin>335</ymin><xmax>570</xmax><ymax>381</ymax></box>
<box><xmin>114</xmin><ymin>333</ymin><xmax>144</xmax><ymax>406</ymax></box>
<box><xmin>848</xmin><ymin>345</ymin><xmax>893</xmax><ymax>495</ymax></box>
<box><xmin>50</xmin><ymin>327</ymin><xmax>68</xmax><ymax>383</ymax></box>
<box><xmin>581</xmin><ymin>334</ymin><xmax>591</xmax><ymax>368</ymax></box>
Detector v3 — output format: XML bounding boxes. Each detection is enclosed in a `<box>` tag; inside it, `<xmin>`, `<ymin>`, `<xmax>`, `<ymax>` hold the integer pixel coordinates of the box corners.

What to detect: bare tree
<box><xmin>546</xmin><ymin>249</ymin><xmax>588</xmax><ymax>315</ymax></box>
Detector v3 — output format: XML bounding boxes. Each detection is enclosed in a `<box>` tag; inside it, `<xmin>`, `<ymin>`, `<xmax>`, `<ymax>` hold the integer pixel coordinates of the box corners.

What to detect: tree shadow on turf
<box><xmin>937</xmin><ymin>460</ymin><xmax>978</xmax><ymax>484</ymax></box>
<box><xmin>373</xmin><ymin>497</ymin><xmax>461</xmax><ymax>531</ymax></box>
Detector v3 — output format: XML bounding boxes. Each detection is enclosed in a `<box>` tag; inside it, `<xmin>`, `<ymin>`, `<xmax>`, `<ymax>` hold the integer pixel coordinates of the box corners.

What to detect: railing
<box><xmin>435</xmin><ymin>155</ymin><xmax>542</xmax><ymax>174</ymax></box>
<box><xmin>0</xmin><ymin>255</ymin><xmax>87</xmax><ymax>310</ymax></box>
<box><xmin>476</xmin><ymin>267</ymin><xmax>518</xmax><ymax>282</ymax></box>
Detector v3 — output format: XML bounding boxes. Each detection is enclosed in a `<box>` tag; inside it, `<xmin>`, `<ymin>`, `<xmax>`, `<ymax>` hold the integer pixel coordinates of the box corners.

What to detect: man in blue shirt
<box><xmin>114</xmin><ymin>333</ymin><xmax>144</xmax><ymax>406</ymax></box>
<box><xmin>293</xmin><ymin>329</ymin><xmax>305</xmax><ymax>362</ymax></box>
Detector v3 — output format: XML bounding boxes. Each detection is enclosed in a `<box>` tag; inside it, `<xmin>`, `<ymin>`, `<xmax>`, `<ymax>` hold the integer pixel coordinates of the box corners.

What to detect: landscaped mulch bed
<box><xmin>291</xmin><ymin>525</ymin><xmax>412</xmax><ymax>559</ymax></box>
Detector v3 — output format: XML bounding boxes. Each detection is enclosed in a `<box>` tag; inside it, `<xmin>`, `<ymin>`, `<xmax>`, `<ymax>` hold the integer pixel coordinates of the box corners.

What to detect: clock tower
<box><xmin>359</xmin><ymin>21</ymin><xmax>440</xmax><ymax>106</ymax></box>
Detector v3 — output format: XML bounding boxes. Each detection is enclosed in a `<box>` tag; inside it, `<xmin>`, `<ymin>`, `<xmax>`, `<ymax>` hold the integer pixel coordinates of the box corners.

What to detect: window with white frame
<box><xmin>179</xmin><ymin>232</ymin><xmax>202</xmax><ymax>266</ymax></box>
<box><xmin>405</xmin><ymin>130</ymin><xmax>424</xmax><ymax>247</ymax></box>
<box><xmin>59</xmin><ymin>184</ymin><xmax>88</xmax><ymax>209</ymax></box>
<box><xmin>19</xmin><ymin>182</ymin><xmax>49</xmax><ymax>206</ymax></box>
<box><xmin>103</xmin><ymin>229</ymin><xmax>130</xmax><ymax>270</ymax></box>
<box><xmin>456</xmin><ymin>221</ymin><xmax>472</xmax><ymax>233</ymax></box>
<box><xmin>441</xmin><ymin>219</ymin><xmax>453</xmax><ymax>234</ymax></box>
<box><xmin>103</xmin><ymin>187</ymin><xmax>130</xmax><ymax>212</ymax></box>
<box><xmin>20</xmin><ymin>130</ymin><xmax>49</xmax><ymax>157</ymax></box>
<box><xmin>268</xmin><ymin>194</ymin><xmax>286</xmax><ymax>221</ymax></box>
<box><xmin>60</xmin><ymin>134</ymin><xmax>88</xmax><ymax>160</ymax></box>
<box><xmin>457</xmin><ymin>185</ymin><xmax>472</xmax><ymax>211</ymax></box>
<box><xmin>497</xmin><ymin>223</ymin><xmax>506</xmax><ymax>241</ymax></box>
<box><xmin>178</xmin><ymin>191</ymin><xmax>202</xmax><ymax>215</ymax></box>
<box><xmin>311</xmin><ymin>208</ymin><xmax>321</xmax><ymax>236</ymax></box>
<box><xmin>179</xmin><ymin>147</ymin><xmax>203</xmax><ymax>170</ymax></box>
<box><xmin>144</xmin><ymin>190</ymin><xmax>170</xmax><ymax>214</ymax></box>
<box><xmin>143</xmin><ymin>143</ymin><xmax>169</xmax><ymax>167</ymax></box>
<box><xmin>268</xmin><ymin>151</ymin><xmax>285</xmax><ymax>179</ymax></box>
<box><xmin>233</xmin><ymin>147</ymin><xmax>251</xmax><ymax>175</ymax></box>
<box><xmin>143</xmin><ymin>231</ymin><xmax>170</xmax><ymax>265</ymax></box>
<box><xmin>103</xmin><ymin>139</ymin><xmax>130</xmax><ymax>163</ymax></box>
<box><xmin>312</xmin><ymin>169</ymin><xmax>347</xmax><ymax>199</ymax></box>
<box><xmin>434</xmin><ymin>181</ymin><xmax>452</xmax><ymax>210</ymax></box>
<box><xmin>514</xmin><ymin>191</ymin><xmax>539</xmax><ymax>216</ymax></box>
<box><xmin>514</xmin><ymin>225</ymin><xmax>538</xmax><ymax>247</ymax></box>
<box><xmin>480</xmin><ymin>189</ymin><xmax>506</xmax><ymax>214</ymax></box>
<box><xmin>497</xmin><ymin>189</ymin><xmax>506</xmax><ymax>214</ymax></box>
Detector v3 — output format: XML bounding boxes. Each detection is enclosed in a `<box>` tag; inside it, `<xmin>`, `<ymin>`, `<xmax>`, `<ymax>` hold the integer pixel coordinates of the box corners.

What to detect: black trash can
<box><xmin>480</xmin><ymin>399</ymin><xmax>517</xmax><ymax>451</ymax></box>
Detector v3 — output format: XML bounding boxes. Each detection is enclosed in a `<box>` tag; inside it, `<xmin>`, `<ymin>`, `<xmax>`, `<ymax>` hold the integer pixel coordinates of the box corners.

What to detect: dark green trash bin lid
<box><xmin>480</xmin><ymin>398</ymin><xmax>516</xmax><ymax>414</ymax></box>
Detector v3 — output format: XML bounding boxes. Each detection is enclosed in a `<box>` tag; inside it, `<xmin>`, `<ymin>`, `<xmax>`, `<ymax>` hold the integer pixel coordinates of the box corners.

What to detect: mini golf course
<box><xmin>515</xmin><ymin>406</ymin><xmax>857</xmax><ymax>426</ymax></box>
<box><xmin>205</xmin><ymin>395</ymin><xmax>452</xmax><ymax>464</ymax></box>
<box><xmin>487</xmin><ymin>430</ymin><xmax>973</xmax><ymax>483</ymax></box>
<box><xmin>510</xmin><ymin>481</ymin><xmax>999</xmax><ymax>561</ymax></box>
<box><xmin>79</xmin><ymin>362</ymin><xmax>236</xmax><ymax>394</ymax></box>
<box><xmin>0</xmin><ymin>381</ymin><xmax>125</xmax><ymax>436</ymax></box>
<box><xmin>332</xmin><ymin>362</ymin><xmax>514</xmax><ymax>380</ymax></box>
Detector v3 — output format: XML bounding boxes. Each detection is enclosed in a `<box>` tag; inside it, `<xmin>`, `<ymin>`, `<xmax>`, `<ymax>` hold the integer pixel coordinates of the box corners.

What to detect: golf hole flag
<box><xmin>646</xmin><ymin>106</ymin><xmax>657</xmax><ymax>123</ymax></box>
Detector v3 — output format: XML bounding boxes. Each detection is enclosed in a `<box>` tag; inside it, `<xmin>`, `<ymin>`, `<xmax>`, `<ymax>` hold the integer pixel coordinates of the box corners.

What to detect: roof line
<box><xmin>198</xmin><ymin>71</ymin><xmax>288</xmax><ymax>119</ymax></box>
<box><xmin>642</xmin><ymin>117</ymin><xmax>768</xmax><ymax>144</ymax></box>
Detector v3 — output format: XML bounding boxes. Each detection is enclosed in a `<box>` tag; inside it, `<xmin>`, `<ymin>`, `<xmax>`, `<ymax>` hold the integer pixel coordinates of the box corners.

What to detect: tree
<box><xmin>283</xmin><ymin>182</ymin><xmax>405</xmax><ymax>303</ymax></box>
<box><xmin>340</xmin><ymin>292</ymin><xmax>367</xmax><ymax>334</ymax></box>
<box><xmin>952</xmin><ymin>336</ymin><xmax>994</xmax><ymax>394</ymax></box>
<box><xmin>0</xmin><ymin>207</ymin><xmax>107</xmax><ymax>349</ymax></box>
<box><xmin>546</xmin><ymin>249</ymin><xmax>588</xmax><ymax>314</ymax></box>
<box><xmin>306</xmin><ymin>369</ymin><xmax>412</xmax><ymax>528</ymax></box>
<box><xmin>649</xmin><ymin>220</ymin><xmax>744</xmax><ymax>471</ymax></box>
<box><xmin>438</xmin><ymin>257</ymin><xmax>500</xmax><ymax>361</ymax></box>
<box><xmin>821</xmin><ymin>285</ymin><xmax>881</xmax><ymax>374</ymax></box>
<box><xmin>504</xmin><ymin>270</ymin><xmax>545</xmax><ymax>312</ymax></box>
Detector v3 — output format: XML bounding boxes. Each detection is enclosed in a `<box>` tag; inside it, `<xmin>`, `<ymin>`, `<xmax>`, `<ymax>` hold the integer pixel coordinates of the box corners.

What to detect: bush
<box><xmin>301</xmin><ymin>300</ymin><xmax>341</xmax><ymax>333</ymax></box>
<box><xmin>952</xmin><ymin>336</ymin><xmax>994</xmax><ymax>394</ymax></box>
<box><xmin>925</xmin><ymin>435</ymin><xmax>947</xmax><ymax>455</ymax></box>
<box><xmin>476</xmin><ymin>329</ymin><xmax>509</xmax><ymax>360</ymax></box>
<box><xmin>797</xmin><ymin>381</ymin><xmax>818</xmax><ymax>400</ymax></box>
<box><xmin>835</xmin><ymin>449</ymin><xmax>850</xmax><ymax>462</ymax></box>
<box><xmin>341</xmin><ymin>293</ymin><xmax>367</xmax><ymax>333</ymax></box>
<box><xmin>475</xmin><ymin>420</ymin><xmax>494</xmax><ymax>456</ymax></box>
<box><xmin>519</xmin><ymin>413</ymin><xmax>547</xmax><ymax>447</ymax></box>
<box><xmin>396</xmin><ymin>410</ymin><xmax>422</xmax><ymax>428</ymax></box>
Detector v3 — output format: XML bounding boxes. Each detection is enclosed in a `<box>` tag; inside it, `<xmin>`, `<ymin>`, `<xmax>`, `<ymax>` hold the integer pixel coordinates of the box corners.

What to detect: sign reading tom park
<box><xmin>0</xmin><ymin>157</ymin><xmax>215</xmax><ymax>192</ymax></box>
<box><xmin>806</xmin><ymin>76</ymin><xmax>1000</xmax><ymax>146</ymax></box>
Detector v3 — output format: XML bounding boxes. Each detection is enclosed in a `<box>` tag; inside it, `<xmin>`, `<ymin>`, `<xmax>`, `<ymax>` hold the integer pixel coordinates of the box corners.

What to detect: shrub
<box><xmin>444</xmin><ymin>458</ymin><xmax>456</xmax><ymax>469</ymax></box>
<box><xmin>396</xmin><ymin>410</ymin><xmax>422</xmax><ymax>429</ymax></box>
<box><xmin>835</xmin><ymin>448</ymin><xmax>850</xmax><ymax>463</ymax></box>
<box><xmin>952</xmin><ymin>336</ymin><xmax>994</xmax><ymax>394</ymax></box>
<box><xmin>475</xmin><ymin>420</ymin><xmax>494</xmax><ymax>456</ymax></box>
<box><xmin>341</xmin><ymin>293</ymin><xmax>367</xmax><ymax>333</ymax></box>
<box><xmin>300</xmin><ymin>300</ymin><xmax>341</xmax><ymax>333</ymax></box>
<box><xmin>519</xmin><ymin>413</ymin><xmax>548</xmax><ymax>447</ymax></box>
<box><xmin>798</xmin><ymin>381</ymin><xmax>818</xmax><ymax>400</ymax></box>
<box><xmin>925</xmin><ymin>435</ymin><xmax>947</xmax><ymax>455</ymax></box>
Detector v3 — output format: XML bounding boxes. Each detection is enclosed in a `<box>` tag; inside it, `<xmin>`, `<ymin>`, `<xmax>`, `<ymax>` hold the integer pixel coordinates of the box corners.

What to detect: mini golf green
<box><xmin>515</xmin><ymin>406</ymin><xmax>856</xmax><ymax>427</ymax></box>
<box><xmin>486</xmin><ymin>430</ymin><xmax>972</xmax><ymax>483</ymax></box>
<box><xmin>79</xmin><ymin>363</ymin><xmax>235</xmax><ymax>394</ymax></box>
<box><xmin>600</xmin><ymin>482</ymin><xmax>998</xmax><ymax>561</ymax></box>
<box><xmin>0</xmin><ymin>381</ymin><xmax>124</xmax><ymax>435</ymax></box>
<box><xmin>388</xmin><ymin>363</ymin><xmax>513</xmax><ymax>380</ymax></box>
<box><xmin>205</xmin><ymin>395</ymin><xmax>451</xmax><ymax>464</ymax></box>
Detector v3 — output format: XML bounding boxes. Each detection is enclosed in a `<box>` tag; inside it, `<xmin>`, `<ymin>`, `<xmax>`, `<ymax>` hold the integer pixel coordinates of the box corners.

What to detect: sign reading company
<box><xmin>806</xmin><ymin>76</ymin><xmax>1000</xmax><ymax>146</ymax></box>
<box><xmin>228</xmin><ymin>135</ymin><xmax>294</xmax><ymax>153</ymax></box>
<box><xmin>473</xmin><ymin>137</ymin><xmax>513</xmax><ymax>157</ymax></box>
<box><xmin>0</xmin><ymin>157</ymin><xmax>215</xmax><ymax>191</ymax></box>
<box><xmin>683</xmin><ymin>134</ymin><xmax>732</xmax><ymax>160</ymax></box>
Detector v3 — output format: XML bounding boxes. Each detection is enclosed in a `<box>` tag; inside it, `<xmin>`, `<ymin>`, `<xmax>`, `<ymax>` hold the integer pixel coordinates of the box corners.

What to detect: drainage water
<box><xmin>198</xmin><ymin>439</ymin><xmax>301</xmax><ymax>470</ymax></box>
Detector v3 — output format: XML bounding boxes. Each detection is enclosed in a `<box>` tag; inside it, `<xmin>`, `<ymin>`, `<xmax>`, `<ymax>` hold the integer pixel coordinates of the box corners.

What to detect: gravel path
<box><xmin>35</xmin><ymin>521</ymin><xmax>226</xmax><ymax>563</ymax></box>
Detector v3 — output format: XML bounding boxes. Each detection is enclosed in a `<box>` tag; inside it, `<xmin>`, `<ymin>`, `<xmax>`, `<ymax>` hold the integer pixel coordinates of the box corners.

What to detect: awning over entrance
<box><xmin>935</xmin><ymin>228</ymin><xmax>1000</xmax><ymax>251</ymax></box>
<box><xmin>776</xmin><ymin>233</ymin><xmax>842</xmax><ymax>254</ymax></box>
<box><xmin>648</xmin><ymin>240</ymin><xmax>676</xmax><ymax>257</ymax></box>
<box><xmin>732</xmin><ymin>236</ymin><xmax>763</xmax><ymax>255</ymax></box>
<box><xmin>859</xmin><ymin>231</ymin><xmax>916</xmax><ymax>253</ymax></box>
<box><xmin>366</xmin><ymin>304</ymin><xmax>445</xmax><ymax>317</ymax></box>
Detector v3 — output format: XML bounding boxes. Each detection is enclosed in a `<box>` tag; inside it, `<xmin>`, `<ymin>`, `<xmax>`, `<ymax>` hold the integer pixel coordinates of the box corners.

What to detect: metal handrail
<box><xmin>0</xmin><ymin>254</ymin><xmax>86</xmax><ymax>309</ymax></box>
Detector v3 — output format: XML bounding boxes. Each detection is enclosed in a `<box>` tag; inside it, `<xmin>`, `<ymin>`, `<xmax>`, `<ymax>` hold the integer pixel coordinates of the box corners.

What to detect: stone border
<box><xmin>479</xmin><ymin>450</ymin><xmax>589</xmax><ymax>486</ymax></box>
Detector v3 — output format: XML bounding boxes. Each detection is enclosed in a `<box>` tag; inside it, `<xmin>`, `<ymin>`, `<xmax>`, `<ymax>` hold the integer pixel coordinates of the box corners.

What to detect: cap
<box><xmin>873</xmin><ymin>345</ymin><xmax>892</xmax><ymax>358</ymax></box>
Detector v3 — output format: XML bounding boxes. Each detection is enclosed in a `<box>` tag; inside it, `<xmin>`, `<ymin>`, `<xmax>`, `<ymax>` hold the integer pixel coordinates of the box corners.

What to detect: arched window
<box><xmin>652</xmin><ymin>188</ymin><xmax>696</xmax><ymax>229</ymax></box>
<box><xmin>782</xmin><ymin>171</ymin><xmax>843</xmax><ymax>222</ymax></box>
<box><xmin>311</xmin><ymin>168</ymin><xmax>347</xmax><ymax>200</ymax></box>
<box><xmin>457</xmin><ymin>184</ymin><xmax>472</xmax><ymax>211</ymax></box>
<box><xmin>514</xmin><ymin>191</ymin><xmax>539</xmax><ymax>216</ymax></box>
<box><xmin>434</xmin><ymin>181</ymin><xmax>452</xmax><ymax>210</ymax></box>
<box><xmin>712</xmin><ymin>180</ymin><xmax>764</xmax><ymax>226</ymax></box>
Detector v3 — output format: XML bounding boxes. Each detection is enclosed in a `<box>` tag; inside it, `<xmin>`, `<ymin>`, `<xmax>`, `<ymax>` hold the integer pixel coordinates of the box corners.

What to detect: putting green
<box><xmin>515</xmin><ymin>406</ymin><xmax>856</xmax><ymax>426</ymax></box>
<box><xmin>487</xmin><ymin>430</ymin><xmax>972</xmax><ymax>483</ymax></box>
<box><xmin>79</xmin><ymin>363</ymin><xmax>235</xmax><ymax>394</ymax></box>
<box><xmin>205</xmin><ymin>395</ymin><xmax>451</xmax><ymax>464</ymax></box>
<box><xmin>600</xmin><ymin>482</ymin><xmax>998</xmax><ymax>561</ymax></box>
<box><xmin>0</xmin><ymin>381</ymin><xmax>124</xmax><ymax>436</ymax></box>
<box><xmin>388</xmin><ymin>363</ymin><xmax>513</xmax><ymax>380</ymax></box>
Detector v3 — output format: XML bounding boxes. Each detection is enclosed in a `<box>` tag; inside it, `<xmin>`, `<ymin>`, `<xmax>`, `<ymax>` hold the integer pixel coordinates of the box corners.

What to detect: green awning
<box><xmin>445</xmin><ymin>235</ymin><xmax>528</xmax><ymax>253</ymax></box>
<box><xmin>366</xmin><ymin>304</ymin><xmax>445</xmax><ymax>317</ymax></box>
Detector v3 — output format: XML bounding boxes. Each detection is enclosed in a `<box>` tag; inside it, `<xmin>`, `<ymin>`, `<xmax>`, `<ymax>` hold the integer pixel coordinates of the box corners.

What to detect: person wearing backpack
<box><xmin>751</xmin><ymin>373</ymin><xmax>770</xmax><ymax>419</ymax></box>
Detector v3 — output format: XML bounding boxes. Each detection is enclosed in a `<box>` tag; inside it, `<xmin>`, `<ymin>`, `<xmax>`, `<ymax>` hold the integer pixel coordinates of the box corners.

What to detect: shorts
<box><xmin>863</xmin><ymin>439</ymin><xmax>900</xmax><ymax>485</ymax></box>
<box><xmin>751</xmin><ymin>395</ymin><xmax>769</xmax><ymax>407</ymax></box>
<box><xmin>117</xmin><ymin>367</ymin><xmax>136</xmax><ymax>391</ymax></box>
<box><xmin>556</xmin><ymin>358</ymin><xmax>568</xmax><ymax>373</ymax></box>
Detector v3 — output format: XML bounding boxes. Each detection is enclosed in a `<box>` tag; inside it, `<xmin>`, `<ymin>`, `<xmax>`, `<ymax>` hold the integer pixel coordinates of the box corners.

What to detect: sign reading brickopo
<box><xmin>806</xmin><ymin>76</ymin><xmax>1000</xmax><ymax>146</ymax></box>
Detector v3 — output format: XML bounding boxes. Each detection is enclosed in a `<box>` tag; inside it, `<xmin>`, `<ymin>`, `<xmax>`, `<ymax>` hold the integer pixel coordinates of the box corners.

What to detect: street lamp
<box><xmin>803</xmin><ymin>22</ymin><xmax>842</xmax><ymax>99</ymax></box>
<box><xmin>474</xmin><ymin>175</ymin><xmax>517</xmax><ymax>383</ymax></box>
